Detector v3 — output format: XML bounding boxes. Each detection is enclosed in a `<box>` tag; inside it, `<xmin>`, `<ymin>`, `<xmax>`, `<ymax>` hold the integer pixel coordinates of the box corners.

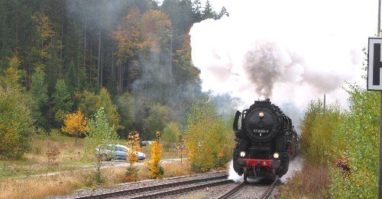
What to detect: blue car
<box><xmin>96</xmin><ymin>144</ymin><xmax>146</xmax><ymax>161</ymax></box>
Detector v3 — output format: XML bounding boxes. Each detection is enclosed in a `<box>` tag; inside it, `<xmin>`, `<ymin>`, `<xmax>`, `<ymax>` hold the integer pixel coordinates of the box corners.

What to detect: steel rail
<box><xmin>216</xmin><ymin>182</ymin><xmax>246</xmax><ymax>199</ymax></box>
<box><xmin>75</xmin><ymin>174</ymin><xmax>228</xmax><ymax>199</ymax></box>
<box><xmin>130</xmin><ymin>178</ymin><xmax>233</xmax><ymax>199</ymax></box>
<box><xmin>259</xmin><ymin>176</ymin><xmax>279</xmax><ymax>199</ymax></box>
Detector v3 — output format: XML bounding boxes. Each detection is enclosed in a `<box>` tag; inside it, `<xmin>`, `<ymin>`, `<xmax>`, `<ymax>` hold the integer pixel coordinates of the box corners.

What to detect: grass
<box><xmin>0</xmin><ymin>133</ymin><xmax>90</xmax><ymax>179</ymax></box>
<box><xmin>278</xmin><ymin>164</ymin><xmax>329</xmax><ymax>199</ymax></box>
<box><xmin>0</xmin><ymin>133</ymin><xmax>185</xmax><ymax>179</ymax></box>
<box><xmin>0</xmin><ymin>132</ymin><xmax>193</xmax><ymax>198</ymax></box>
<box><xmin>0</xmin><ymin>160</ymin><xmax>194</xmax><ymax>199</ymax></box>
<box><xmin>0</xmin><ymin>172</ymin><xmax>84</xmax><ymax>199</ymax></box>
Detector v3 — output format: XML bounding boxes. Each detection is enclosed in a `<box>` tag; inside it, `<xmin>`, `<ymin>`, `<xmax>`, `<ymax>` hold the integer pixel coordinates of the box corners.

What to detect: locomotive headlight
<box><xmin>273</xmin><ymin>152</ymin><xmax>279</xmax><ymax>159</ymax></box>
<box><xmin>240</xmin><ymin>151</ymin><xmax>246</xmax><ymax>157</ymax></box>
<box><xmin>259</xmin><ymin>112</ymin><xmax>264</xmax><ymax>118</ymax></box>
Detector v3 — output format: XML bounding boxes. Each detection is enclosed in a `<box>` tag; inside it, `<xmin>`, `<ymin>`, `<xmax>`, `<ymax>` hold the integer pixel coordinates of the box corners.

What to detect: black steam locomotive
<box><xmin>233</xmin><ymin>99</ymin><xmax>298</xmax><ymax>182</ymax></box>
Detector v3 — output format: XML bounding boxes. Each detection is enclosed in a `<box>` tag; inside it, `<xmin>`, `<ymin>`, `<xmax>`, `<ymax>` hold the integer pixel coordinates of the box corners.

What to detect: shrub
<box><xmin>0</xmin><ymin>87</ymin><xmax>33</xmax><ymax>159</ymax></box>
<box><xmin>279</xmin><ymin>164</ymin><xmax>329</xmax><ymax>199</ymax></box>
<box><xmin>62</xmin><ymin>110</ymin><xmax>88</xmax><ymax>143</ymax></box>
<box><xmin>0</xmin><ymin>57</ymin><xmax>33</xmax><ymax>159</ymax></box>
<box><xmin>162</xmin><ymin>122</ymin><xmax>181</xmax><ymax>144</ymax></box>
<box><xmin>143</xmin><ymin>103</ymin><xmax>171</xmax><ymax>139</ymax></box>
<box><xmin>298</xmin><ymin>85</ymin><xmax>379</xmax><ymax>198</ymax></box>
<box><xmin>86</xmin><ymin>107</ymin><xmax>119</xmax><ymax>184</ymax></box>
<box><xmin>300</xmin><ymin>100</ymin><xmax>343</xmax><ymax>164</ymax></box>
<box><xmin>184</xmin><ymin>101</ymin><xmax>234</xmax><ymax>172</ymax></box>
<box><xmin>145</xmin><ymin>131</ymin><xmax>163</xmax><ymax>178</ymax></box>
<box><xmin>328</xmin><ymin>85</ymin><xmax>379</xmax><ymax>198</ymax></box>
<box><xmin>77</xmin><ymin>88</ymin><xmax>120</xmax><ymax>129</ymax></box>
<box><xmin>125</xmin><ymin>131</ymin><xmax>141</xmax><ymax>181</ymax></box>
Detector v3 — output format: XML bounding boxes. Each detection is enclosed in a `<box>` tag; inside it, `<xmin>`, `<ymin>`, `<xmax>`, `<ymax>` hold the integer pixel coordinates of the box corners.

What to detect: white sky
<box><xmin>190</xmin><ymin>0</ymin><xmax>377</xmax><ymax>118</ymax></box>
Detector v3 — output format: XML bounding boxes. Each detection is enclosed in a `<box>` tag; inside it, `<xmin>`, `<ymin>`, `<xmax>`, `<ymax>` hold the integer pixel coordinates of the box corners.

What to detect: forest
<box><xmin>0</xmin><ymin>0</ymin><xmax>230</xmax><ymax>158</ymax></box>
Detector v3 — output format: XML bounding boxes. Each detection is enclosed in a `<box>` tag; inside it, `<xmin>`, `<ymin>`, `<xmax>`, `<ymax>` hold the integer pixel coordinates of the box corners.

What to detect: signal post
<box><xmin>367</xmin><ymin>1</ymin><xmax>382</xmax><ymax>197</ymax></box>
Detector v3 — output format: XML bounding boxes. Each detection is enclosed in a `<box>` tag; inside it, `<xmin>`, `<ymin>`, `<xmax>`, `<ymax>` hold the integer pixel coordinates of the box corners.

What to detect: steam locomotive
<box><xmin>232</xmin><ymin>99</ymin><xmax>298</xmax><ymax>182</ymax></box>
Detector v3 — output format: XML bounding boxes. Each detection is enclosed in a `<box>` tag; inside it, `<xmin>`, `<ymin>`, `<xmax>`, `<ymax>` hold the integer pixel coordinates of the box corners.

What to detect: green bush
<box><xmin>162</xmin><ymin>122</ymin><xmax>181</xmax><ymax>144</ymax></box>
<box><xmin>184</xmin><ymin>101</ymin><xmax>234</xmax><ymax>172</ymax></box>
<box><xmin>0</xmin><ymin>88</ymin><xmax>33</xmax><ymax>159</ymax></box>
<box><xmin>300</xmin><ymin>100</ymin><xmax>343</xmax><ymax>164</ymax></box>
<box><xmin>300</xmin><ymin>85</ymin><xmax>379</xmax><ymax>198</ymax></box>
<box><xmin>85</xmin><ymin>107</ymin><xmax>119</xmax><ymax>184</ymax></box>
<box><xmin>77</xmin><ymin>88</ymin><xmax>120</xmax><ymax>129</ymax></box>
<box><xmin>143</xmin><ymin>103</ymin><xmax>171</xmax><ymax>139</ymax></box>
<box><xmin>329</xmin><ymin>85</ymin><xmax>379</xmax><ymax>198</ymax></box>
<box><xmin>0</xmin><ymin>57</ymin><xmax>33</xmax><ymax>159</ymax></box>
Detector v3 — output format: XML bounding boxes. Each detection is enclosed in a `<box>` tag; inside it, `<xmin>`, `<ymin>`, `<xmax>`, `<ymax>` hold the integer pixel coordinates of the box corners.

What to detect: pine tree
<box><xmin>53</xmin><ymin>79</ymin><xmax>73</xmax><ymax>126</ymax></box>
<box><xmin>30</xmin><ymin>65</ymin><xmax>49</xmax><ymax>130</ymax></box>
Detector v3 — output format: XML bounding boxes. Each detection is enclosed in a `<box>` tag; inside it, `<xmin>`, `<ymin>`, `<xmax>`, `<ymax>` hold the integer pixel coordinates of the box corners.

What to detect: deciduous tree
<box><xmin>185</xmin><ymin>100</ymin><xmax>233</xmax><ymax>172</ymax></box>
<box><xmin>0</xmin><ymin>57</ymin><xmax>33</xmax><ymax>159</ymax></box>
<box><xmin>86</xmin><ymin>107</ymin><xmax>119</xmax><ymax>183</ymax></box>
<box><xmin>62</xmin><ymin>110</ymin><xmax>88</xmax><ymax>143</ymax></box>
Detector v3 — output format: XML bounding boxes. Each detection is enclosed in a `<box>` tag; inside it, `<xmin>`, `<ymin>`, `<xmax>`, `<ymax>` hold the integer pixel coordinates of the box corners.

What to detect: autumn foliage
<box><xmin>127</xmin><ymin>131</ymin><xmax>141</xmax><ymax>165</ymax></box>
<box><xmin>125</xmin><ymin>131</ymin><xmax>141</xmax><ymax>181</ymax></box>
<box><xmin>185</xmin><ymin>102</ymin><xmax>233</xmax><ymax>172</ymax></box>
<box><xmin>145</xmin><ymin>131</ymin><xmax>163</xmax><ymax>178</ymax></box>
<box><xmin>62</xmin><ymin>110</ymin><xmax>88</xmax><ymax>139</ymax></box>
<box><xmin>0</xmin><ymin>56</ymin><xmax>33</xmax><ymax>159</ymax></box>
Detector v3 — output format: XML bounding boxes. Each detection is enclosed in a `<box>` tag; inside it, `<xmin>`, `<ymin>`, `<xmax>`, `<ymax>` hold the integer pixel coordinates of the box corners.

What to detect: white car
<box><xmin>96</xmin><ymin>144</ymin><xmax>146</xmax><ymax>161</ymax></box>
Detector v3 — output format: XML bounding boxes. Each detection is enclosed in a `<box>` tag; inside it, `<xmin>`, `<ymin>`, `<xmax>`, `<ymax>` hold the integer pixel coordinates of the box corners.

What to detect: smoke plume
<box><xmin>244</xmin><ymin>42</ymin><xmax>302</xmax><ymax>97</ymax></box>
<box><xmin>190</xmin><ymin>0</ymin><xmax>376</xmax><ymax>123</ymax></box>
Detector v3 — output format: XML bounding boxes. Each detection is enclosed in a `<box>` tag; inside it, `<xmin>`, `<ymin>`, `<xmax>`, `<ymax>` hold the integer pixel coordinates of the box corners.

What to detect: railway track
<box><xmin>217</xmin><ymin>182</ymin><xmax>246</xmax><ymax>199</ymax></box>
<box><xmin>216</xmin><ymin>176</ymin><xmax>279</xmax><ymax>199</ymax></box>
<box><xmin>75</xmin><ymin>173</ymin><xmax>231</xmax><ymax>199</ymax></box>
<box><xmin>258</xmin><ymin>176</ymin><xmax>279</xmax><ymax>199</ymax></box>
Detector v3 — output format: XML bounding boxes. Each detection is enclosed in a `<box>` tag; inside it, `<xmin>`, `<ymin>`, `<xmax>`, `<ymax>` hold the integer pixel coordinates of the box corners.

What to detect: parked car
<box><xmin>141</xmin><ymin>140</ymin><xmax>153</xmax><ymax>146</ymax></box>
<box><xmin>96</xmin><ymin>144</ymin><xmax>146</xmax><ymax>161</ymax></box>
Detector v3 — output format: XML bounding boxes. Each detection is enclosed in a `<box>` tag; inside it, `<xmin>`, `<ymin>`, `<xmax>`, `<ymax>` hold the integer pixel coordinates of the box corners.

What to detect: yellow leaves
<box><xmin>113</xmin><ymin>8</ymin><xmax>172</xmax><ymax>62</ymax></box>
<box><xmin>113</xmin><ymin>8</ymin><xmax>143</xmax><ymax>62</ymax></box>
<box><xmin>32</xmin><ymin>13</ymin><xmax>55</xmax><ymax>40</ymax></box>
<box><xmin>1</xmin><ymin>55</ymin><xmax>21</xmax><ymax>90</ymax></box>
<box><xmin>184</xmin><ymin>103</ymin><xmax>233</xmax><ymax>172</ymax></box>
<box><xmin>62</xmin><ymin>110</ymin><xmax>88</xmax><ymax>137</ymax></box>
<box><xmin>145</xmin><ymin>131</ymin><xmax>163</xmax><ymax>178</ymax></box>
<box><xmin>140</xmin><ymin>10</ymin><xmax>172</xmax><ymax>52</ymax></box>
<box><xmin>127</xmin><ymin>131</ymin><xmax>141</xmax><ymax>165</ymax></box>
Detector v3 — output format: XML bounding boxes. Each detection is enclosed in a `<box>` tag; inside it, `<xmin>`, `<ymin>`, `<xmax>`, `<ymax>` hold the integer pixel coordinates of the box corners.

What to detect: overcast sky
<box><xmin>190</xmin><ymin>0</ymin><xmax>377</xmax><ymax>118</ymax></box>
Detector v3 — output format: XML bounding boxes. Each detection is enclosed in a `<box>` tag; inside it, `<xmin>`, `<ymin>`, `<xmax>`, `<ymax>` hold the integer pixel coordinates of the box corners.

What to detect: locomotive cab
<box><xmin>233</xmin><ymin>99</ymin><xmax>296</xmax><ymax>182</ymax></box>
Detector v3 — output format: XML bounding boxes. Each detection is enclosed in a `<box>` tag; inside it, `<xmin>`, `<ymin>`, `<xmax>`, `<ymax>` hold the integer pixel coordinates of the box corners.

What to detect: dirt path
<box><xmin>13</xmin><ymin>158</ymin><xmax>184</xmax><ymax>179</ymax></box>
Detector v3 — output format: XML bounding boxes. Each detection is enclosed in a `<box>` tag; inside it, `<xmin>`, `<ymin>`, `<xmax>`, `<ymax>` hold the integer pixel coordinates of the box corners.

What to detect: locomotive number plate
<box><xmin>253</xmin><ymin>129</ymin><xmax>269</xmax><ymax>134</ymax></box>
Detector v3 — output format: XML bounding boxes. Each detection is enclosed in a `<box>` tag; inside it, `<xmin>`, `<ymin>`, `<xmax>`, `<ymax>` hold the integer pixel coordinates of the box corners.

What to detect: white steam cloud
<box><xmin>190</xmin><ymin>0</ymin><xmax>376</xmax><ymax>121</ymax></box>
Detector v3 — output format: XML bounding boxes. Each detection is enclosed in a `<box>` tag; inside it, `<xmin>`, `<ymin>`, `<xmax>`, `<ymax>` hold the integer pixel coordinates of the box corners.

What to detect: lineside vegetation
<box><xmin>185</xmin><ymin>101</ymin><xmax>234</xmax><ymax>172</ymax></box>
<box><xmin>280</xmin><ymin>84</ymin><xmax>379</xmax><ymax>198</ymax></box>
